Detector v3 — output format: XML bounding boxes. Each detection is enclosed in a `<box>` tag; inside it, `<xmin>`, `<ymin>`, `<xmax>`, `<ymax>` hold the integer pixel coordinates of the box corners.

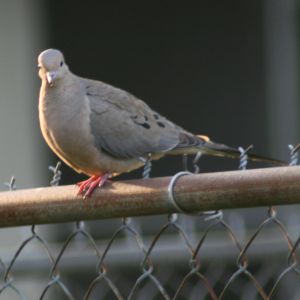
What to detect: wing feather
<box><xmin>83</xmin><ymin>78</ymin><xmax>187</xmax><ymax>159</ymax></box>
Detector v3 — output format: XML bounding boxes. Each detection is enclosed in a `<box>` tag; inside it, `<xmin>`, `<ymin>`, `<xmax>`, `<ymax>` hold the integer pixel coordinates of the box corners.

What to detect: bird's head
<box><xmin>38</xmin><ymin>49</ymin><xmax>68</xmax><ymax>86</ymax></box>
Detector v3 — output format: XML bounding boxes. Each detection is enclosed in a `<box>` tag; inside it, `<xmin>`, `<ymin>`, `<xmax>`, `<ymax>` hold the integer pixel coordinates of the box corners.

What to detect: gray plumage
<box><xmin>38</xmin><ymin>49</ymin><xmax>284</xmax><ymax>181</ymax></box>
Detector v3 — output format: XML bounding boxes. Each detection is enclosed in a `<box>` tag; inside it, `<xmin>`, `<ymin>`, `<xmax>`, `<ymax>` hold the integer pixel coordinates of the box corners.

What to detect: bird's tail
<box><xmin>168</xmin><ymin>133</ymin><xmax>287</xmax><ymax>166</ymax></box>
<box><xmin>199</xmin><ymin>140</ymin><xmax>286</xmax><ymax>165</ymax></box>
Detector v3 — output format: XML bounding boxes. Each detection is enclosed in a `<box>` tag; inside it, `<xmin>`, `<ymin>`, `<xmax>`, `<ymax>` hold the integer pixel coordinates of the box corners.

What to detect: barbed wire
<box><xmin>48</xmin><ymin>161</ymin><xmax>62</xmax><ymax>186</ymax></box>
<box><xmin>0</xmin><ymin>145</ymin><xmax>300</xmax><ymax>299</ymax></box>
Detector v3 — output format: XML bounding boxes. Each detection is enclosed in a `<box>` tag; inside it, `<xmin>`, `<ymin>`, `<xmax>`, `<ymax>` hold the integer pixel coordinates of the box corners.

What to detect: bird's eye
<box><xmin>37</xmin><ymin>65</ymin><xmax>41</xmax><ymax>69</ymax></box>
<box><xmin>60</xmin><ymin>61</ymin><xmax>64</xmax><ymax>67</ymax></box>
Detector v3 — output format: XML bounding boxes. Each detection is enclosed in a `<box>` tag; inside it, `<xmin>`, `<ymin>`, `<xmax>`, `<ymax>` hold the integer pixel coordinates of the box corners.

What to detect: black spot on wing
<box><xmin>130</xmin><ymin>115</ymin><xmax>151</xmax><ymax>129</ymax></box>
<box><xmin>157</xmin><ymin>121</ymin><xmax>165</xmax><ymax>128</ymax></box>
<box><xmin>141</xmin><ymin>123</ymin><xmax>151</xmax><ymax>129</ymax></box>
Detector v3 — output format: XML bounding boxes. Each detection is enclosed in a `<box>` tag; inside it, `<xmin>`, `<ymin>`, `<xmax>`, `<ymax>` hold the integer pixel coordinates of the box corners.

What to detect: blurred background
<box><xmin>0</xmin><ymin>0</ymin><xmax>300</xmax><ymax>299</ymax></box>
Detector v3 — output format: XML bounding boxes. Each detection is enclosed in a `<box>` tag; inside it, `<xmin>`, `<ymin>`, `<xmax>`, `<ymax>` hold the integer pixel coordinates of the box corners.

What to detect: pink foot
<box><xmin>76</xmin><ymin>174</ymin><xmax>110</xmax><ymax>198</ymax></box>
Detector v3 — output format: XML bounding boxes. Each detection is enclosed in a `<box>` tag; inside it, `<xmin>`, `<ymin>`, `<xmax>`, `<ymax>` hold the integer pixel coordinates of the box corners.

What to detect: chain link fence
<box><xmin>0</xmin><ymin>146</ymin><xmax>300</xmax><ymax>299</ymax></box>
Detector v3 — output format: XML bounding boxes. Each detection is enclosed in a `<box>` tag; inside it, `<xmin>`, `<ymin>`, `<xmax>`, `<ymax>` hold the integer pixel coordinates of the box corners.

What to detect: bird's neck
<box><xmin>39</xmin><ymin>73</ymin><xmax>81</xmax><ymax>110</ymax></box>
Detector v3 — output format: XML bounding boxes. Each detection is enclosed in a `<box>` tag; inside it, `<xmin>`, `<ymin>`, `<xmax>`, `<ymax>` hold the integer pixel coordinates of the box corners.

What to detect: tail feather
<box><xmin>198</xmin><ymin>140</ymin><xmax>286</xmax><ymax>166</ymax></box>
<box><xmin>170</xmin><ymin>133</ymin><xmax>286</xmax><ymax>166</ymax></box>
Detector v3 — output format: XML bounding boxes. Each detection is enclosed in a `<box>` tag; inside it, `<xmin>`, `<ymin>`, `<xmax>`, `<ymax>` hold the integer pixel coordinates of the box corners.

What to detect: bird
<box><xmin>38</xmin><ymin>49</ymin><xmax>285</xmax><ymax>198</ymax></box>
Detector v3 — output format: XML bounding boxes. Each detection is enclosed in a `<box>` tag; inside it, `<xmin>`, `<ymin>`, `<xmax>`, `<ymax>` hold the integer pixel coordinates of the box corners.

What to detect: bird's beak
<box><xmin>46</xmin><ymin>72</ymin><xmax>57</xmax><ymax>86</ymax></box>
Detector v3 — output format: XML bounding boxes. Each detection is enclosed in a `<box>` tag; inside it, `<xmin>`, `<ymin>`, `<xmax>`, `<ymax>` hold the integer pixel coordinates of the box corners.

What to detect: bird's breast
<box><xmin>39</xmin><ymin>92</ymin><xmax>103</xmax><ymax>174</ymax></box>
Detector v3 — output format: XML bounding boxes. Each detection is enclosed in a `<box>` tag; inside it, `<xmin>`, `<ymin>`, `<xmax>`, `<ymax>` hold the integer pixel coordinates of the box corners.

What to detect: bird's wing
<box><xmin>82</xmin><ymin>78</ymin><xmax>201</xmax><ymax>159</ymax></box>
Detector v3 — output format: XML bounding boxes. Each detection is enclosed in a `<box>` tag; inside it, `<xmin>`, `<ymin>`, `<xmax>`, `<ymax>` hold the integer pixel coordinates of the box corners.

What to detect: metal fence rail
<box><xmin>1</xmin><ymin>147</ymin><xmax>300</xmax><ymax>299</ymax></box>
<box><xmin>0</xmin><ymin>166</ymin><xmax>300</xmax><ymax>227</ymax></box>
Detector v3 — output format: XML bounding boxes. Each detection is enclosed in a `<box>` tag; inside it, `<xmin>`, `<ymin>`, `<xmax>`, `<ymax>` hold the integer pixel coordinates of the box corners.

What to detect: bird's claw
<box><xmin>76</xmin><ymin>174</ymin><xmax>110</xmax><ymax>198</ymax></box>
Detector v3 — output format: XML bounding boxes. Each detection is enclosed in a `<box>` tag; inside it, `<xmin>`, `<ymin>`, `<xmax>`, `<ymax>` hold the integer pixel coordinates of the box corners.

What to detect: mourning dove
<box><xmin>38</xmin><ymin>49</ymin><xmax>284</xmax><ymax>197</ymax></box>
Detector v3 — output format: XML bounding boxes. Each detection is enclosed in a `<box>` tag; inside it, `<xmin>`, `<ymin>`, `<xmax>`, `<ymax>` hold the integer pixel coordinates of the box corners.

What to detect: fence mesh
<box><xmin>0</xmin><ymin>145</ymin><xmax>300</xmax><ymax>299</ymax></box>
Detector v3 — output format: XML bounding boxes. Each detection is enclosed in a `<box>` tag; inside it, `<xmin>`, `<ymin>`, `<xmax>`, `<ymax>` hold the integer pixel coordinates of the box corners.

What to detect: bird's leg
<box><xmin>85</xmin><ymin>173</ymin><xmax>110</xmax><ymax>197</ymax></box>
<box><xmin>76</xmin><ymin>173</ymin><xmax>110</xmax><ymax>198</ymax></box>
<box><xmin>76</xmin><ymin>175</ymin><xmax>98</xmax><ymax>194</ymax></box>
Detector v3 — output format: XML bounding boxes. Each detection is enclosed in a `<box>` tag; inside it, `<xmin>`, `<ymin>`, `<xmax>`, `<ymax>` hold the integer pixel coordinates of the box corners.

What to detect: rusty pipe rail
<box><xmin>0</xmin><ymin>166</ymin><xmax>299</xmax><ymax>227</ymax></box>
